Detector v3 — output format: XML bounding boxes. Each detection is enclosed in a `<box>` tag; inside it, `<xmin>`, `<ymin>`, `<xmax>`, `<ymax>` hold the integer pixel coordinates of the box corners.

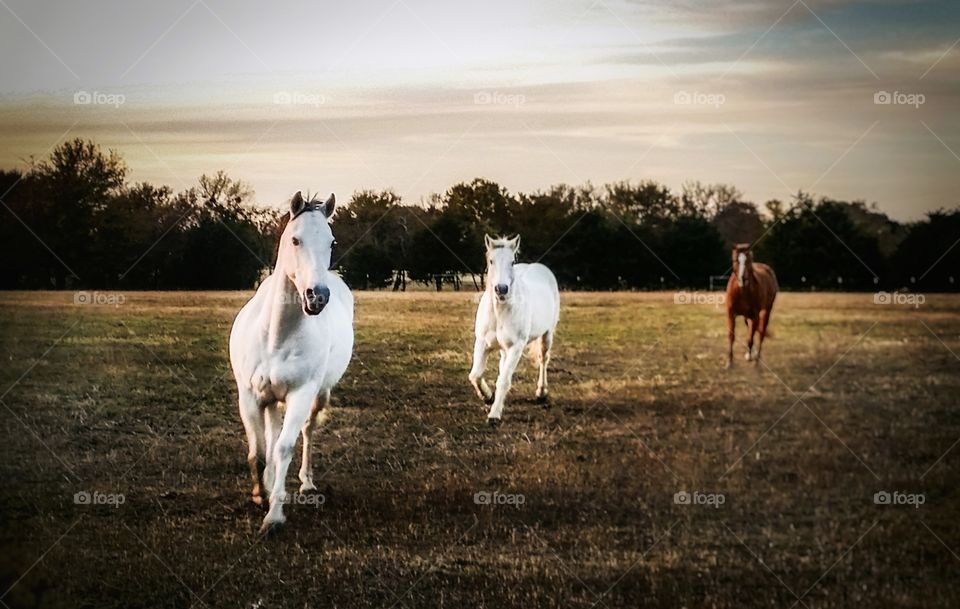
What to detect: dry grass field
<box><xmin>0</xmin><ymin>290</ymin><xmax>958</xmax><ymax>608</ymax></box>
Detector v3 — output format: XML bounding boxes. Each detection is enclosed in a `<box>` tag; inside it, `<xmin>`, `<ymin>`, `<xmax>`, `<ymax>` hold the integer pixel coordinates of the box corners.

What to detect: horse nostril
<box><xmin>305</xmin><ymin>287</ymin><xmax>315</xmax><ymax>298</ymax></box>
<box><xmin>495</xmin><ymin>284</ymin><xmax>508</xmax><ymax>296</ymax></box>
<box><xmin>316</xmin><ymin>286</ymin><xmax>331</xmax><ymax>304</ymax></box>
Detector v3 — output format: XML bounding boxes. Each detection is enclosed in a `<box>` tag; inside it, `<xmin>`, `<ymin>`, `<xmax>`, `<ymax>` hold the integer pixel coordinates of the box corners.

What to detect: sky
<box><xmin>0</xmin><ymin>0</ymin><xmax>958</xmax><ymax>220</ymax></box>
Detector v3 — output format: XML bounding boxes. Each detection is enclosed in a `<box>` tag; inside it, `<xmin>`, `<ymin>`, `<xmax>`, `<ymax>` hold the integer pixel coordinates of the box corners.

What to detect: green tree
<box><xmin>713</xmin><ymin>201</ymin><xmax>764</xmax><ymax>249</ymax></box>
<box><xmin>332</xmin><ymin>190</ymin><xmax>405</xmax><ymax>289</ymax></box>
<box><xmin>893</xmin><ymin>209</ymin><xmax>960</xmax><ymax>291</ymax></box>
<box><xmin>30</xmin><ymin>139</ymin><xmax>127</xmax><ymax>287</ymax></box>
<box><xmin>603</xmin><ymin>180</ymin><xmax>677</xmax><ymax>226</ymax></box>
<box><xmin>756</xmin><ymin>195</ymin><xmax>886</xmax><ymax>290</ymax></box>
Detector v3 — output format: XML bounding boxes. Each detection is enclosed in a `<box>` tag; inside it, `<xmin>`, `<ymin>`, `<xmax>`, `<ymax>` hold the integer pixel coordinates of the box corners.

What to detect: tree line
<box><xmin>1</xmin><ymin>139</ymin><xmax>957</xmax><ymax>292</ymax></box>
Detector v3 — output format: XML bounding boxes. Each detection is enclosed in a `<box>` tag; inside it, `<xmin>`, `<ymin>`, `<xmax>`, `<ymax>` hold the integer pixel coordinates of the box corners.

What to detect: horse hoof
<box><xmin>299</xmin><ymin>483</ymin><xmax>318</xmax><ymax>494</ymax></box>
<box><xmin>483</xmin><ymin>393</ymin><xmax>495</xmax><ymax>406</ymax></box>
<box><xmin>536</xmin><ymin>393</ymin><xmax>549</xmax><ymax>406</ymax></box>
<box><xmin>251</xmin><ymin>494</ymin><xmax>265</xmax><ymax>507</ymax></box>
<box><xmin>487</xmin><ymin>417</ymin><xmax>501</xmax><ymax>429</ymax></box>
<box><xmin>259</xmin><ymin>520</ymin><xmax>284</xmax><ymax>538</ymax></box>
<box><xmin>725</xmin><ymin>361</ymin><xmax>733</xmax><ymax>370</ymax></box>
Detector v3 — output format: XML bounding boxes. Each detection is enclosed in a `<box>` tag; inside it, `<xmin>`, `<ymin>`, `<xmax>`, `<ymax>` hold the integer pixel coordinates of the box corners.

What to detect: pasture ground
<box><xmin>1</xmin><ymin>290</ymin><xmax>958</xmax><ymax>608</ymax></box>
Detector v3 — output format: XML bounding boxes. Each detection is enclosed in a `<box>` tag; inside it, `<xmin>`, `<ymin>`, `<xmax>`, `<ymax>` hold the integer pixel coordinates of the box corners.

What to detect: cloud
<box><xmin>0</xmin><ymin>0</ymin><xmax>957</xmax><ymax>219</ymax></box>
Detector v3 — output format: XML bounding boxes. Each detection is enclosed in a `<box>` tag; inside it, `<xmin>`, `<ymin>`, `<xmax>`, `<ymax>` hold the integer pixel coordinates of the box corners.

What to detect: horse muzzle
<box><xmin>303</xmin><ymin>286</ymin><xmax>330</xmax><ymax>315</ymax></box>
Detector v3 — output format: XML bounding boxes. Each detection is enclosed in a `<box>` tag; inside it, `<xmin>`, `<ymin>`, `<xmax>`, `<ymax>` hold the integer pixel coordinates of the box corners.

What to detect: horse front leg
<box><xmin>488</xmin><ymin>343</ymin><xmax>524</xmax><ymax>427</ymax></box>
<box><xmin>756</xmin><ymin>309</ymin><xmax>770</xmax><ymax>364</ymax></box>
<box><xmin>238</xmin><ymin>390</ymin><xmax>266</xmax><ymax>506</ymax></box>
<box><xmin>262</xmin><ymin>402</ymin><xmax>282</xmax><ymax>502</ymax></box>
<box><xmin>726</xmin><ymin>310</ymin><xmax>736</xmax><ymax>369</ymax></box>
<box><xmin>262</xmin><ymin>386</ymin><xmax>316</xmax><ymax>535</ymax></box>
<box><xmin>299</xmin><ymin>390</ymin><xmax>330</xmax><ymax>493</ymax></box>
<box><xmin>745</xmin><ymin>316</ymin><xmax>757</xmax><ymax>361</ymax></box>
<box><xmin>469</xmin><ymin>336</ymin><xmax>495</xmax><ymax>405</ymax></box>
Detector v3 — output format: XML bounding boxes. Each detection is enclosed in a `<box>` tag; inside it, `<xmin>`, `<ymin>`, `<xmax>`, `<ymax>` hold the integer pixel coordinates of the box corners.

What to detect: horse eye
<box><xmin>331</xmin><ymin>239</ymin><xmax>337</xmax><ymax>248</ymax></box>
<box><xmin>292</xmin><ymin>237</ymin><xmax>301</xmax><ymax>246</ymax></box>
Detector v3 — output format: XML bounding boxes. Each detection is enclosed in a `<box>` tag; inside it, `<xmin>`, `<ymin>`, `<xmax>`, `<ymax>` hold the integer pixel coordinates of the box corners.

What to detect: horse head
<box><xmin>279</xmin><ymin>191</ymin><xmax>337</xmax><ymax>315</ymax></box>
<box><xmin>733</xmin><ymin>243</ymin><xmax>754</xmax><ymax>288</ymax></box>
<box><xmin>484</xmin><ymin>234</ymin><xmax>520</xmax><ymax>303</ymax></box>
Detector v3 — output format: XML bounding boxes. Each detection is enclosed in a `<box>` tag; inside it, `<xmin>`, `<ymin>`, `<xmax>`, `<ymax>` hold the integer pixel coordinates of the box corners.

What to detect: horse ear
<box><xmin>290</xmin><ymin>191</ymin><xmax>305</xmax><ymax>218</ymax></box>
<box><xmin>509</xmin><ymin>234</ymin><xmax>521</xmax><ymax>251</ymax></box>
<box><xmin>323</xmin><ymin>193</ymin><xmax>336</xmax><ymax>218</ymax></box>
<box><xmin>484</xmin><ymin>234</ymin><xmax>494</xmax><ymax>249</ymax></box>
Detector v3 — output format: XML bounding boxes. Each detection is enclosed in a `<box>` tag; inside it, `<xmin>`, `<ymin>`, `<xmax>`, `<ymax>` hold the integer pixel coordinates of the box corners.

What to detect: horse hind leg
<box><xmin>299</xmin><ymin>390</ymin><xmax>330</xmax><ymax>493</ymax></box>
<box><xmin>536</xmin><ymin>330</ymin><xmax>553</xmax><ymax>404</ymax></box>
<box><xmin>238</xmin><ymin>390</ymin><xmax>266</xmax><ymax>506</ymax></box>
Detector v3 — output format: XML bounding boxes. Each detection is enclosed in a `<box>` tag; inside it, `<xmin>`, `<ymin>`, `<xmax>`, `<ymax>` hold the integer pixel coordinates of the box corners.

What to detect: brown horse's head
<box><xmin>732</xmin><ymin>243</ymin><xmax>754</xmax><ymax>288</ymax></box>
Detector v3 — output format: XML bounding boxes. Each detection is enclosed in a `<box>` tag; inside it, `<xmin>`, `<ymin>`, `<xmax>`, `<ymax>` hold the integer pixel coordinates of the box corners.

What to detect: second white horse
<box><xmin>469</xmin><ymin>235</ymin><xmax>560</xmax><ymax>427</ymax></box>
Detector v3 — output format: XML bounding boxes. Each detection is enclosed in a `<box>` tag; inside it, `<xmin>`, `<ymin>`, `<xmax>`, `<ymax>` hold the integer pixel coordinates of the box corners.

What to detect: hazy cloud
<box><xmin>1</xmin><ymin>0</ymin><xmax>957</xmax><ymax>219</ymax></box>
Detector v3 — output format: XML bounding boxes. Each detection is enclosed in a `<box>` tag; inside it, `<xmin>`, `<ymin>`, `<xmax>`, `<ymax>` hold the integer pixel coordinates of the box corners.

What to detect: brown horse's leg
<box><xmin>745</xmin><ymin>316</ymin><xmax>758</xmax><ymax>361</ymax></box>
<box><xmin>756</xmin><ymin>309</ymin><xmax>770</xmax><ymax>363</ymax></box>
<box><xmin>726</xmin><ymin>310</ymin><xmax>736</xmax><ymax>368</ymax></box>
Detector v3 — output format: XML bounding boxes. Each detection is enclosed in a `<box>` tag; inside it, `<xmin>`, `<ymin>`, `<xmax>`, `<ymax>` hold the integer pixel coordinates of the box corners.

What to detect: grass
<box><xmin>0</xmin><ymin>290</ymin><xmax>958</xmax><ymax>608</ymax></box>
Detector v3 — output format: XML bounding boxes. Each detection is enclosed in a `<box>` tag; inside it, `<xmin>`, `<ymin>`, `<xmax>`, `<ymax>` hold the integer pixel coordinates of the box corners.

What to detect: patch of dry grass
<box><xmin>0</xmin><ymin>290</ymin><xmax>958</xmax><ymax>608</ymax></box>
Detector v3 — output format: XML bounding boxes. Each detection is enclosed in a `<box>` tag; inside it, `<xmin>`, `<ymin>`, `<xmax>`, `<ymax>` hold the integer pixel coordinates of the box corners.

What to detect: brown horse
<box><xmin>725</xmin><ymin>244</ymin><xmax>778</xmax><ymax>367</ymax></box>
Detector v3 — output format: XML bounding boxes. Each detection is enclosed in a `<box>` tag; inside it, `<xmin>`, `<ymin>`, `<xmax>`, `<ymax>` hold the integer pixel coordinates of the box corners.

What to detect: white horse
<box><xmin>468</xmin><ymin>235</ymin><xmax>560</xmax><ymax>427</ymax></box>
<box><xmin>229</xmin><ymin>191</ymin><xmax>354</xmax><ymax>534</ymax></box>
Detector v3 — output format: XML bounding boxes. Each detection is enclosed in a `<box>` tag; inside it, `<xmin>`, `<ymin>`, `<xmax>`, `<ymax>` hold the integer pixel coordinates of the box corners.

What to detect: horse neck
<box><xmin>265</xmin><ymin>269</ymin><xmax>305</xmax><ymax>351</ymax></box>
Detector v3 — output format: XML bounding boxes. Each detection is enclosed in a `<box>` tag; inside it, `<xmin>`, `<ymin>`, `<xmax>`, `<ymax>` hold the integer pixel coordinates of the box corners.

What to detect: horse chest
<box><xmin>252</xmin><ymin>348</ymin><xmax>321</xmax><ymax>403</ymax></box>
<box><xmin>732</xmin><ymin>301</ymin><xmax>754</xmax><ymax>316</ymax></box>
<box><xmin>494</xmin><ymin>313</ymin><xmax>528</xmax><ymax>347</ymax></box>
<box><xmin>728</xmin><ymin>288</ymin><xmax>756</xmax><ymax>315</ymax></box>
